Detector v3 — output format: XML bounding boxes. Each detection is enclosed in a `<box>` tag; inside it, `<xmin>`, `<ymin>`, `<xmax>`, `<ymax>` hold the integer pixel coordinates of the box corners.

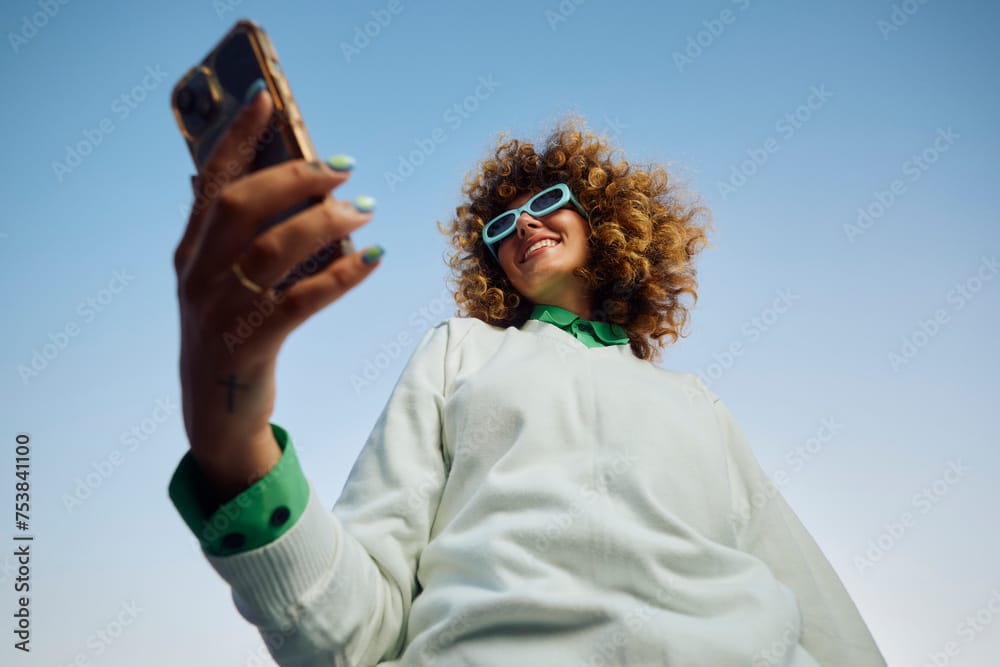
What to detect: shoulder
<box><xmin>421</xmin><ymin>316</ymin><xmax>504</xmax><ymax>345</ymax></box>
<box><xmin>638</xmin><ymin>365</ymin><xmax>721</xmax><ymax>406</ymax></box>
<box><xmin>408</xmin><ymin>316</ymin><xmax>507</xmax><ymax>363</ymax></box>
<box><xmin>674</xmin><ymin>374</ymin><xmax>743</xmax><ymax>441</ymax></box>
<box><xmin>677</xmin><ymin>371</ymin><xmax>721</xmax><ymax>404</ymax></box>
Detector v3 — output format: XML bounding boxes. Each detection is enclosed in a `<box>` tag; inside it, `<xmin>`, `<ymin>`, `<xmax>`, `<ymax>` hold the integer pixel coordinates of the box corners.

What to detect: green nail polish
<box><xmin>353</xmin><ymin>195</ymin><xmax>376</xmax><ymax>213</ymax></box>
<box><xmin>243</xmin><ymin>78</ymin><xmax>267</xmax><ymax>104</ymax></box>
<box><xmin>362</xmin><ymin>245</ymin><xmax>385</xmax><ymax>265</ymax></box>
<box><xmin>327</xmin><ymin>154</ymin><xmax>356</xmax><ymax>171</ymax></box>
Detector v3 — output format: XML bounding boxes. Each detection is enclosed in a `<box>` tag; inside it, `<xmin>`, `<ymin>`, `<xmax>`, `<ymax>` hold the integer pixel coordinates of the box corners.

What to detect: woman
<box><xmin>169</xmin><ymin>81</ymin><xmax>887</xmax><ymax>666</ymax></box>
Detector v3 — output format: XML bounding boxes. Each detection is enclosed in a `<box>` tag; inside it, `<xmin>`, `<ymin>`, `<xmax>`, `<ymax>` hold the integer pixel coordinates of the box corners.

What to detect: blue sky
<box><xmin>0</xmin><ymin>0</ymin><xmax>997</xmax><ymax>664</ymax></box>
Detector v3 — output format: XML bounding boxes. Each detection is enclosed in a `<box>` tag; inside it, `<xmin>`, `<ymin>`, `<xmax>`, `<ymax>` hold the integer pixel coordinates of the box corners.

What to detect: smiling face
<box><xmin>494</xmin><ymin>189</ymin><xmax>593</xmax><ymax>318</ymax></box>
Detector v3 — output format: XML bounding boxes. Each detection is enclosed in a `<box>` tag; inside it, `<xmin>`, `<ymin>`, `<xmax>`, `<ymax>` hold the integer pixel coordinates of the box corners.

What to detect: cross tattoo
<box><xmin>218</xmin><ymin>373</ymin><xmax>250</xmax><ymax>413</ymax></box>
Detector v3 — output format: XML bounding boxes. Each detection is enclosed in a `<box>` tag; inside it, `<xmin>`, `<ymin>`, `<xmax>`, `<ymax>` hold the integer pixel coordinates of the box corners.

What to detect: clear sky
<box><xmin>0</xmin><ymin>1</ymin><xmax>997</xmax><ymax>665</ymax></box>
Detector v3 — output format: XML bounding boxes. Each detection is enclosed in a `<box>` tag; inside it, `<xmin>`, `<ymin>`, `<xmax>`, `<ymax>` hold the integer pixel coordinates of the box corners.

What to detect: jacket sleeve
<box><xmin>704</xmin><ymin>382</ymin><xmax>888</xmax><ymax>667</ymax></box>
<box><xmin>200</xmin><ymin>320</ymin><xmax>452</xmax><ymax>667</ymax></box>
<box><xmin>168</xmin><ymin>422</ymin><xmax>310</xmax><ymax>555</ymax></box>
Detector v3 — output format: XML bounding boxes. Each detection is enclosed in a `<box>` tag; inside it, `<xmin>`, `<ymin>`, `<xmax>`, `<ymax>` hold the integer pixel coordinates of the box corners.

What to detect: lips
<box><xmin>519</xmin><ymin>235</ymin><xmax>561</xmax><ymax>263</ymax></box>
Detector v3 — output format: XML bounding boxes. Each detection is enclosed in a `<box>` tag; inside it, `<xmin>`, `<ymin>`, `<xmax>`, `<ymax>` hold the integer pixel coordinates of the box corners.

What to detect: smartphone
<box><xmin>170</xmin><ymin>19</ymin><xmax>353</xmax><ymax>294</ymax></box>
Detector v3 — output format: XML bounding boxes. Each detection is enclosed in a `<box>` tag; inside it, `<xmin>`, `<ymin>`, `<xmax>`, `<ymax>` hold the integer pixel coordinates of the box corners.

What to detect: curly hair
<box><xmin>437</xmin><ymin>114</ymin><xmax>713</xmax><ymax>363</ymax></box>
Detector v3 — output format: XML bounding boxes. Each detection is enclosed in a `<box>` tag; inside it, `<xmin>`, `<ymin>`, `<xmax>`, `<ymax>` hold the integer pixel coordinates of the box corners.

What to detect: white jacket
<box><xmin>202</xmin><ymin>316</ymin><xmax>887</xmax><ymax>666</ymax></box>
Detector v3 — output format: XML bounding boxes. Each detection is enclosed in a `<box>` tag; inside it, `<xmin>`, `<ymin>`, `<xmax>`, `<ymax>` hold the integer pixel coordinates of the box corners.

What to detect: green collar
<box><xmin>528</xmin><ymin>304</ymin><xmax>630</xmax><ymax>348</ymax></box>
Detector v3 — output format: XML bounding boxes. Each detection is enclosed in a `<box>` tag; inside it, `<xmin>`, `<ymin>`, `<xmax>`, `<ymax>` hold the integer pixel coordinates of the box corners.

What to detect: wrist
<box><xmin>191</xmin><ymin>426</ymin><xmax>282</xmax><ymax>504</ymax></box>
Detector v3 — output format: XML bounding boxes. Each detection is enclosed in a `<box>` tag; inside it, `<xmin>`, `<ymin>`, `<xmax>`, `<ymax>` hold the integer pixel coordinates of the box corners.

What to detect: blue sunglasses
<box><xmin>481</xmin><ymin>183</ymin><xmax>589</xmax><ymax>261</ymax></box>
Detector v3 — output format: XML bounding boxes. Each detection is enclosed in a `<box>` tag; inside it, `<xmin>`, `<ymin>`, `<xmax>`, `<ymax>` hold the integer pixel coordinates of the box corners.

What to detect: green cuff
<box><xmin>168</xmin><ymin>423</ymin><xmax>310</xmax><ymax>556</ymax></box>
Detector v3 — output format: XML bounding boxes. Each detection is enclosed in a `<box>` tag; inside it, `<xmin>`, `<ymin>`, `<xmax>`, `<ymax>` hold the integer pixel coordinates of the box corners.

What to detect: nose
<box><xmin>515</xmin><ymin>211</ymin><xmax>542</xmax><ymax>238</ymax></box>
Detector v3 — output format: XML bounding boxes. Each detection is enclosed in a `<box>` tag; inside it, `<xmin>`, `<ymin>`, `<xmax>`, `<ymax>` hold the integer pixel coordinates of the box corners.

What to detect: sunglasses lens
<box><xmin>529</xmin><ymin>188</ymin><xmax>564</xmax><ymax>213</ymax></box>
<box><xmin>487</xmin><ymin>213</ymin><xmax>516</xmax><ymax>239</ymax></box>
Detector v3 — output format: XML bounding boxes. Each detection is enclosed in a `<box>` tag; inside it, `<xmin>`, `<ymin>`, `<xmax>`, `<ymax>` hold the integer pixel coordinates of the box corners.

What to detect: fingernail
<box><xmin>353</xmin><ymin>195</ymin><xmax>376</xmax><ymax>213</ymax></box>
<box><xmin>327</xmin><ymin>154</ymin><xmax>355</xmax><ymax>172</ymax></box>
<box><xmin>243</xmin><ymin>78</ymin><xmax>267</xmax><ymax>104</ymax></box>
<box><xmin>362</xmin><ymin>245</ymin><xmax>385</xmax><ymax>265</ymax></box>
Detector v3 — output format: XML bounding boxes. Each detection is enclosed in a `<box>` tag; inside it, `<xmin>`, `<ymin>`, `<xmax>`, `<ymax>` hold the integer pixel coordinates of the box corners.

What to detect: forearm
<box><xmin>206</xmin><ymin>487</ymin><xmax>407</xmax><ymax>667</ymax></box>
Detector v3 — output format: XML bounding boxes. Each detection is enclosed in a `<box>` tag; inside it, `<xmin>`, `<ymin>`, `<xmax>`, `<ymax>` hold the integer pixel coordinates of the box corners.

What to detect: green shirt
<box><xmin>527</xmin><ymin>303</ymin><xmax>629</xmax><ymax>348</ymax></box>
<box><xmin>168</xmin><ymin>306</ymin><xmax>630</xmax><ymax>555</ymax></box>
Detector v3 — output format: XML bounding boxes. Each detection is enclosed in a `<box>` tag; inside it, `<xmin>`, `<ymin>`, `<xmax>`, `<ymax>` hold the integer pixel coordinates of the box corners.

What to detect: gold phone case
<box><xmin>171</xmin><ymin>19</ymin><xmax>353</xmax><ymax>291</ymax></box>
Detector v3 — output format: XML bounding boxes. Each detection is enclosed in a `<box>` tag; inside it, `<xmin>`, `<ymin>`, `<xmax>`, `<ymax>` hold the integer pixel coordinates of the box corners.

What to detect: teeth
<box><xmin>523</xmin><ymin>239</ymin><xmax>558</xmax><ymax>262</ymax></box>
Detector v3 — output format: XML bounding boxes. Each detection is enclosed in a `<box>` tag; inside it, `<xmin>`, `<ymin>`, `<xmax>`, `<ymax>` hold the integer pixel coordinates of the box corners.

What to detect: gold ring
<box><xmin>231</xmin><ymin>261</ymin><xmax>264</xmax><ymax>294</ymax></box>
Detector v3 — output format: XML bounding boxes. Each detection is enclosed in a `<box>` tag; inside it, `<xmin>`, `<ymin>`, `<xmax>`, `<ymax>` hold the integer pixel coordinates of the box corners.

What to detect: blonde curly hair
<box><xmin>437</xmin><ymin>115</ymin><xmax>713</xmax><ymax>363</ymax></box>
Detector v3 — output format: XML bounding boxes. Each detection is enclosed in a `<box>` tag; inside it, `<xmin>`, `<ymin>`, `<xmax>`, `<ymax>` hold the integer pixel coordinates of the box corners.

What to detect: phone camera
<box><xmin>177</xmin><ymin>85</ymin><xmax>215</xmax><ymax>120</ymax></box>
<box><xmin>175</xmin><ymin>70</ymin><xmax>219</xmax><ymax>140</ymax></box>
<box><xmin>194</xmin><ymin>94</ymin><xmax>214</xmax><ymax>119</ymax></box>
<box><xmin>176</xmin><ymin>87</ymin><xmax>195</xmax><ymax>113</ymax></box>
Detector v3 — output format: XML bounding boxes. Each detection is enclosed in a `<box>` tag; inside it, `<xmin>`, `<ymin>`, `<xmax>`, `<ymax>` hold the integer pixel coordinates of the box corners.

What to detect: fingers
<box><xmin>235</xmin><ymin>195</ymin><xmax>376</xmax><ymax>290</ymax></box>
<box><xmin>197</xmin><ymin>86</ymin><xmax>274</xmax><ymax>197</ymax></box>
<box><xmin>271</xmin><ymin>247</ymin><xmax>385</xmax><ymax>331</ymax></box>
<box><xmin>173</xmin><ymin>173</ymin><xmax>203</xmax><ymax>274</ymax></box>
<box><xmin>222</xmin><ymin>155</ymin><xmax>354</xmax><ymax>218</ymax></box>
<box><xmin>193</xmin><ymin>159</ymin><xmax>356</xmax><ymax>278</ymax></box>
<box><xmin>175</xmin><ymin>88</ymin><xmax>274</xmax><ymax>275</ymax></box>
